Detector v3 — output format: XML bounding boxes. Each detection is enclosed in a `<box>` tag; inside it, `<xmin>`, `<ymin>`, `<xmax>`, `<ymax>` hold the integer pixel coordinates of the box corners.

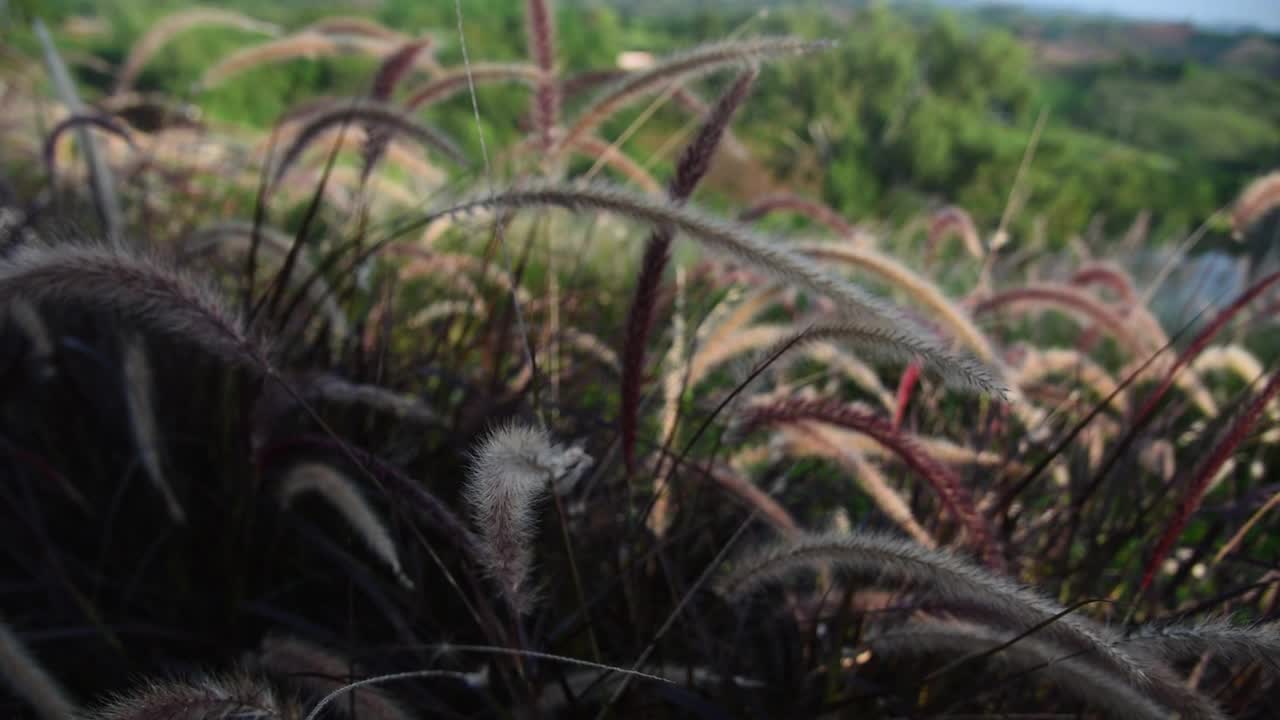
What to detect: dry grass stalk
<box><xmin>706</xmin><ymin>464</ymin><xmax>799</xmax><ymax>537</ymax></box>
<box><xmin>278</xmin><ymin>462</ymin><xmax>412</xmax><ymax>589</ymax></box>
<box><xmin>1214</xmin><ymin>491</ymin><xmax>1280</xmax><ymax>563</ymax></box>
<box><xmin>464</xmin><ymin>423</ymin><xmax>592</xmax><ymax>613</ymax></box>
<box><xmin>115</xmin><ymin>8</ymin><xmax>279</xmax><ymax>92</ymax></box>
<box><xmin>0</xmin><ymin>616</ymin><xmax>77</xmax><ymax>720</ymax></box>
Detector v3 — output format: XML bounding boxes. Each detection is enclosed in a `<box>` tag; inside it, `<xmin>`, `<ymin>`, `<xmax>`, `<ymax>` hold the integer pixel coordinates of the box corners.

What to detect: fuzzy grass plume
<box><xmin>463</xmin><ymin>423</ymin><xmax>592</xmax><ymax>614</ymax></box>
<box><xmin>86</xmin><ymin>673</ymin><xmax>286</xmax><ymax>720</ymax></box>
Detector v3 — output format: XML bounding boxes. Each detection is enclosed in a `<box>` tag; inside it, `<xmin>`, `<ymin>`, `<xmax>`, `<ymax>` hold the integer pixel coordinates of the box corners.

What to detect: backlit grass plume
<box><xmin>0</xmin><ymin>241</ymin><xmax>272</xmax><ymax>373</ymax></box>
<box><xmin>863</xmin><ymin>622</ymin><xmax>1182</xmax><ymax>720</ymax></box>
<box><xmin>463</xmin><ymin>423</ymin><xmax>592</xmax><ymax>614</ymax></box>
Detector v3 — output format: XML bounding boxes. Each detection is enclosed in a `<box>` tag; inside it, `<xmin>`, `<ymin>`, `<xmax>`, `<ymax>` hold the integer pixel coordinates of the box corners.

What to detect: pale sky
<box><xmin>1010</xmin><ymin>0</ymin><xmax>1280</xmax><ymax>32</ymax></box>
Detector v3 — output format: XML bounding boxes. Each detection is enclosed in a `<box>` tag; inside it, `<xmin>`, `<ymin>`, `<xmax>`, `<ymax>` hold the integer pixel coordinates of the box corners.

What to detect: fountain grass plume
<box><xmin>200</xmin><ymin>32</ymin><xmax>398</xmax><ymax>90</ymax></box>
<box><xmin>1231</xmin><ymin>169</ymin><xmax>1280</xmax><ymax>236</ymax></box>
<box><xmin>562</xmin><ymin>37</ymin><xmax>832</xmax><ymax>151</ymax></box>
<box><xmin>621</xmin><ymin>69</ymin><xmax>756</xmax><ymax>471</ymax></box>
<box><xmin>526</xmin><ymin>0</ymin><xmax>559</xmax><ymax>151</ymax></box>
<box><xmin>463</xmin><ymin>422</ymin><xmax>592</xmax><ymax>614</ymax></box>
<box><xmin>122</xmin><ymin>336</ymin><xmax>185</xmax><ymax>524</ymax></box>
<box><xmin>926</xmin><ymin>205</ymin><xmax>984</xmax><ymax>262</ymax></box>
<box><xmin>402</xmin><ymin>63</ymin><xmax>541</xmax><ymax>111</ymax></box>
<box><xmin>115</xmin><ymin>7</ymin><xmax>280</xmax><ymax>93</ymax></box>
<box><xmin>260</xmin><ymin>635</ymin><xmax>412</xmax><ymax>720</ymax></box>
<box><xmin>363</xmin><ymin>38</ymin><xmax>436</xmax><ymax>179</ymax></box>
<box><xmin>738</xmin><ymin>398</ymin><xmax>1002</xmax><ymax>569</ymax></box>
<box><xmin>431</xmin><ymin>182</ymin><xmax>1006</xmax><ymax>396</ymax></box>
<box><xmin>270</xmin><ymin>99</ymin><xmax>464</xmax><ymax>189</ymax></box>
<box><xmin>0</xmin><ymin>241</ymin><xmax>272</xmax><ymax>374</ymax></box>
<box><xmin>1139</xmin><ymin>365</ymin><xmax>1280</xmax><ymax>591</ymax></box>
<box><xmin>86</xmin><ymin>673</ymin><xmax>286</xmax><ymax>720</ymax></box>
<box><xmin>864</xmin><ymin>621</ymin><xmax>1193</xmax><ymax>720</ymax></box>
<box><xmin>779</xmin><ymin>422</ymin><xmax>936</xmax><ymax>547</ymax></box>
<box><xmin>717</xmin><ymin>530</ymin><xmax>1151</xmax><ymax>688</ymax></box>
<box><xmin>741</xmin><ymin>192</ymin><xmax>858</xmax><ymax>238</ymax></box>
<box><xmin>973</xmin><ymin>282</ymin><xmax>1150</xmax><ymax>359</ymax></box>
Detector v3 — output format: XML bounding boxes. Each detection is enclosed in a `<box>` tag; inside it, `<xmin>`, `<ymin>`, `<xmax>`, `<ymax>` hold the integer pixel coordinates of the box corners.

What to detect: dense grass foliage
<box><xmin>0</xmin><ymin>1</ymin><xmax>1278</xmax><ymax>718</ymax></box>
